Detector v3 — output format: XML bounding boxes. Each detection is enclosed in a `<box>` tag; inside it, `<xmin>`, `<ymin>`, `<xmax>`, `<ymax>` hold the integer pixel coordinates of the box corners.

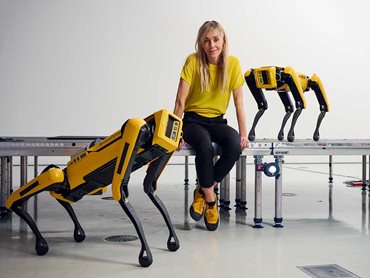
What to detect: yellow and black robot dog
<box><xmin>5</xmin><ymin>109</ymin><xmax>182</xmax><ymax>267</ymax></box>
<box><xmin>245</xmin><ymin>66</ymin><xmax>329</xmax><ymax>142</ymax></box>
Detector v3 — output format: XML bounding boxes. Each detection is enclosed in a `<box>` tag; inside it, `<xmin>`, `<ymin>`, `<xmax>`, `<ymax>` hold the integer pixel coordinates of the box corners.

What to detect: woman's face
<box><xmin>202</xmin><ymin>28</ymin><xmax>224</xmax><ymax>64</ymax></box>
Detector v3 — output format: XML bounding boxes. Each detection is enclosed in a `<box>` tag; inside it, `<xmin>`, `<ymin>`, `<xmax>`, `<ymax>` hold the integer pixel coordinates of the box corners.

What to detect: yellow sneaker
<box><xmin>204</xmin><ymin>194</ymin><xmax>219</xmax><ymax>231</ymax></box>
<box><xmin>189</xmin><ymin>187</ymin><xmax>205</xmax><ymax>221</ymax></box>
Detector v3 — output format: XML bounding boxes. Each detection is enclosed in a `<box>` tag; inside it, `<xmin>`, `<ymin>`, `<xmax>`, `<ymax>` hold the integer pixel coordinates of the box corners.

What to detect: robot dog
<box><xmin>5</xmin><ymin>109</ymin><xmax>182</xmax><ymax>267</ymax></box>
<box><xmin>245</xmin><ymin>66</ymin><xmax>329</xmax><ymax>142</ymax></box>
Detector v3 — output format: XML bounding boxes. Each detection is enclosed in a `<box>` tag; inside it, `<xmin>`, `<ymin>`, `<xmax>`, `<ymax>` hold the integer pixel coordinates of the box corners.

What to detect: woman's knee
<box><xmin>230</xmin><ymin>144</ymin><xmax>242</xmax><ymax>160</ymax></box>
<box><xmin>196</xmin><ymin>143</ymin><xmax>215</xmax><ymax>158</ymax></box>
<box><xmin>223</xmin><ymin>137</ymin><xmax>242</xmax><ymax>160</ymax></box>
<box><xmin>234</xmin><ymin>148</ymin><xmax>242</xmax><ymax>162</ymax></box>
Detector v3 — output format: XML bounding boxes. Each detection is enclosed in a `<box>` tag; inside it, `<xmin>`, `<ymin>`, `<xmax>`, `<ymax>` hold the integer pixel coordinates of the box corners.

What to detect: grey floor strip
<box><xmin>297</xmin><ymin>264</ymin><xmax>360</xmax><ymax>278</ymax></box>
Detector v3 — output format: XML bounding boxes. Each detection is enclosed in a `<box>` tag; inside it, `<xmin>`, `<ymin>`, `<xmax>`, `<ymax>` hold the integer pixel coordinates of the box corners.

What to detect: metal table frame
<box><xmin>180</xmin><ymin>139</ymin><xmax>370</xmax><ymax>229</ymax></box>
<box><xmin>1</xmin><ymin>137</ymin><xmax>370</xmax><ymax>229</ymax></box>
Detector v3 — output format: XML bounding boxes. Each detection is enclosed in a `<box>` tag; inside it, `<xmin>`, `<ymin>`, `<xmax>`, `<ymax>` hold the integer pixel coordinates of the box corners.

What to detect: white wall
<box><xmin>1</xmin><ymin>0</ymin><xmax>369</xmax><ymax>139</ymax></box>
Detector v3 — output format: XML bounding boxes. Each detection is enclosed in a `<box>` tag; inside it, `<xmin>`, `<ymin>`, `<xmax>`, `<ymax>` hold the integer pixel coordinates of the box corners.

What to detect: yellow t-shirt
<box><xmin>180</xmin><ymin>54</ymin><xmax>245</xmax><ymax>118</ymax></box>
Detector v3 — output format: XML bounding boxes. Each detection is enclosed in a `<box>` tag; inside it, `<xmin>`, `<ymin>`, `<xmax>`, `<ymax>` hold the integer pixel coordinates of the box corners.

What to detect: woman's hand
<box><xmin>176</xmin><ymin>138</ymin><xmax>186</xmax><ymax>151</ymax></box>
<box><xmin>240</xmin><ymin>136</ymin><xmax>249</xmax><ymax>150</ymax></box>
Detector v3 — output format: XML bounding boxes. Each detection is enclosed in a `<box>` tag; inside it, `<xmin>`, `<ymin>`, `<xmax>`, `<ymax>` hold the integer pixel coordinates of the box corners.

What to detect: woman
<box><xmin>173</xmin><ymin>21</ymin><xmax>248</xmax><ymax>231</ymax></box>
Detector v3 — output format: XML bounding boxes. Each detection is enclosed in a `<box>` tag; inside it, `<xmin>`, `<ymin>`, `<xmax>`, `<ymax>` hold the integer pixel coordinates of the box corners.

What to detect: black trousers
<box><xmin>182</xmin><ymin>112</ymin><xmax>241</xmax><ymax>188</ymax></box>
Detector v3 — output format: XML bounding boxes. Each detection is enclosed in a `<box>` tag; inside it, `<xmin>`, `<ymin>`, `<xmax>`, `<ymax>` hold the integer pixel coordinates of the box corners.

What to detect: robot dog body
<box><xmin>245</xmin><ymin>66</ymin><xmax>330</xmax><ymax>142</ymax></box>
<box><xmin>6</xmin><ymin>109</ymin><xmax>182</xmax><ymax>267</ymax></box>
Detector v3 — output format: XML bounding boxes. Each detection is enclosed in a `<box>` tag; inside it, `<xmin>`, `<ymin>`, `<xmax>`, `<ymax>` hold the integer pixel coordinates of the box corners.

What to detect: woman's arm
<box><xmin>173</xmin><ymin>78</ymin><xmax>190</xmax><ymax>150</ymax></box>
<box><xmin>173</xmin><ymin>78</ymin><xmax>190</xmax><ymax>118</ymax></box>
<box><xmin>233</xmin><ymin>85</ymin><xmax>249</xmax><ymax>149</ymax></box>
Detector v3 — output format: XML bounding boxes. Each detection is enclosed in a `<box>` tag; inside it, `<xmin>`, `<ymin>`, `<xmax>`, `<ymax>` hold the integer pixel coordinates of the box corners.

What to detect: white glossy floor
<box><xmin>1</xmin><ymin>157</ymin><xmax>370</xmax><ymax>278</ymax></box>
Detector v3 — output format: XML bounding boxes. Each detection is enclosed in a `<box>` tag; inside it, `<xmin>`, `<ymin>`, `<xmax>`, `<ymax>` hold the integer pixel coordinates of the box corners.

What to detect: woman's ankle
<box><xmin>202</xmin><ymin>187</ymin><xmax>216</xmax><ymax>202</ymax></box>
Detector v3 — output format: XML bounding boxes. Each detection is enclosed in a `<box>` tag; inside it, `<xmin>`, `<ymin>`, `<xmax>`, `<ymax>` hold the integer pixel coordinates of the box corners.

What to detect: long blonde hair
<box><xmin>195</xmin><ymin>21</ymin><xmax>229</xmax><ymax>92</ymax></box>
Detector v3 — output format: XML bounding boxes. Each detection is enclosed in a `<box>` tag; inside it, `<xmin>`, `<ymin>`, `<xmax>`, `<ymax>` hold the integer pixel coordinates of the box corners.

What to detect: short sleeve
<box><xmin>180</xmin><ymin>54</ymin><xmax>196</xmax><ymax>85</ymax></box>
<box><xmin>229</xmin><ymin>56</ymin><xmax>245</xmax><ymax>90</ymax></box>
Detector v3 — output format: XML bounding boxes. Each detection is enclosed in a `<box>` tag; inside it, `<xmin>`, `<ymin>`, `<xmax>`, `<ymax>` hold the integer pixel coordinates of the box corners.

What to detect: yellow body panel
<box><xmin>6</xmin><ymin>168</ymin><xmax>64</xmax><ymax>208</ymax></box>
<box><xmin>244</xmin><ymin>69</ymin><xmax>252</xmax><ymax>78</ymax></box>
<box><xmin>311</xmin><ymin>74</ymin><xmax>330</xmax><ymax>112</ymax></box>
<box><xmin>298</xmin><ymin>74</ymin><xmax>309</xmax><ymax>91</ymax></box>
<box><xmin>150</xmin><ymin>110</ymin><xmax>182</xmax><ymax>152</ymax></box>
<box><xmin>253</xmin><ymin>67</ymin><xmax>277</xmax><ymax>89</ymax></box>
<box><xmin>66</xmin><ymin>130</ymin><xmax>121</xmax><ymax>188</ymax></box>
<box><xmin>277</xmin><ymin>84</ymin><xmax>289</xmax><ymax>92</ymax></box>
<box><xmin>111</xmin><ymin>118</ymin><xmax>147</xmax><ymax>200</ymax></box>
<box><xmin>283</xmin><ymin>67</ymin><xmax>307</xmax><ymax>108</ymax></box>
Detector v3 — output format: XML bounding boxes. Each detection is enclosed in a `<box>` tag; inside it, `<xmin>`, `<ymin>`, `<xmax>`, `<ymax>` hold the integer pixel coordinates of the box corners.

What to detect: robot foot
<box><xmin>139</xmin><ymin>252</ymin><xmax>153</xmax><ymax>267</ymax></box>
<box><xmin>35</xmin><ymin>238</ymin><xmax>49</xmax><ymax>256</ymax></box>
<box><xmin>248</xmin><ymin>131</ymin><xmax>256</xmax><ymax>141</ymax></box>
<box><xmin>73</xmin><ymin>227</ymin><xmax>86</xmax><ymax>242</ymax></box>
<box><xmin>287</xmin><ymin>131</ymin><xmax>295</xmax><ymax>142</ymax></box>
<box><xmin>167</xmin><ymin>235</ymin><xmax>180</xmax><ymax>251</ymax></box>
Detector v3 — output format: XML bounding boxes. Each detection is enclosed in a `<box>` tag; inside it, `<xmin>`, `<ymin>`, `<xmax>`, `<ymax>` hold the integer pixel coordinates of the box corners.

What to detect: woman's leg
<box><xmin>210</xmin><ymin>124</ymin><xmax>241</xmax><ymax>183</ymax></box>
<box><xmin>183</xmin><ymin>123</ymin><xmax>216</xmax><ymax>203</ymax></box>
<box><xmin>183</xmin><ymin>121</ymin><xmax>223</xmax><ymax>231</ymax></box>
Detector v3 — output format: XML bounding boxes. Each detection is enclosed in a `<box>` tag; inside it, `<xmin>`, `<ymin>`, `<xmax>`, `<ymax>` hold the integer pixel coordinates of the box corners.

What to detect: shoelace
<box><xmin>206</xmin><ymin>206</ymin><xmax>217</xmax><ymax>221</ymax></box>
<box><xmin>194</xmin><ymin>198</ymin><xmax>204</xmax><ymax>212</ymax></box>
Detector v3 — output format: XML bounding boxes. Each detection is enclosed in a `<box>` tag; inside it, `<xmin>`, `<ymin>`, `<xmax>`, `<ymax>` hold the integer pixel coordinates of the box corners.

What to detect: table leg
<box><xmin>235</xmin><ymin>158</ymin><xmax>241</xmax><ymax>209</ymax></box>
<box><xmin>253</xmin><ymin>155</ymin><xmax>263</xmax><ymax>229</ymax></box>
<box><xmin>329</xmin><ymin>155</ymin><xmax>333</xmax><ymax>183</ymax></box>
<box><xmin>362</xmin><ymin>155</ymin><xmax>367</xmax><ymax>191</ymax></box>
<box><xmin>240</xmin><ymin>156</ymin><xmax>247</xmax><ymax>210</ymax></box>
<box><xmin>183</xmin><ymin>156</ymin><xmax>191</xmax><ymax>230</ymax></box>
<box><xmin>273</xmin><ymin>155</ymin><xmax>284</xmax><ymax>228</ymax></box>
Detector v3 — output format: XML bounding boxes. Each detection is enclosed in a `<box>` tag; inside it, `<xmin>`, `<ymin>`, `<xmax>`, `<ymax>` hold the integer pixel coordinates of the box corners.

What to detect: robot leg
<box><xmin>287</xmin><ymin>108</ymin><xmax>302</xmax><ymax>142</ymax></box>
<box><xmin>249</xmin><ymin>109</ymin><xmax>266</xmax><ymax>141</ymax></box>
<box><xmin>118</xmin><ymin>197</ymin><xmax>153</xmax><ymax>267</ymax></box>
<box><xmin>309</xmin><ymin>75</ymin><xmax>329</xmax><ymax>141</ymax></box>
<box><xmin>313</xmin><ymin>111</ymin><xmax>326</xmax><ymax>141</ymax></box>
<box><xmin>281</xmin><ymin>68</ymin><xmax>306</xmax><ymax>142</ymax></box>
<box><xmin>245</xmin><ymin>69</ymin><xmax>268</xmax><ymax>141</ymax></box>
<box><xmin>147</xmin><ymin>193</ymin><xmax>180</xmax><ymax>251</ymax></box>
<box><xmin>5</xmin><ymin>166</ymin><xmax>65</xmax><ymax>255</ymax></box>
<box><xmin>55</xmin><ymin>199</ymin><xmax>85</xmax><ymax>242</ymax></box>
<box><xmin>277</xmin><ymin>91</ymin><xmax>294</xmax><ymax>141</ymax></box>
<box><xmin>144</xmin><ymin>153</ymin><xmax>180</xmax><ymax>252</ymax></box>
<box><xmin>11</xmin><ymin>203</ymin><xmax>49</xmax><ymax>255</ymax></box>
